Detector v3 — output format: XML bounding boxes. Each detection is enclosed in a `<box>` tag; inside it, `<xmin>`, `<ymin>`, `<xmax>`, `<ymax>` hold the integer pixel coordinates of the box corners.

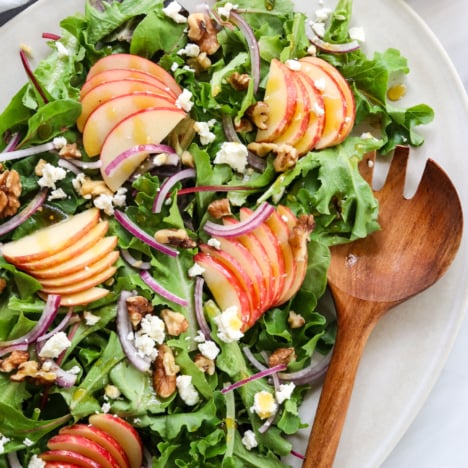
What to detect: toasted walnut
<box><xmin>161</xmin><ymin>309</ymin><xmax>189</xmax><ymax>336</ymax></box>
<box><xmin>194</xmin><ymin>354</ymin><xmax>216</xmax><ymax>375</ymax></box>
<box><xmin>35</xmin><ymin>159</ymin><xmax>47</xmax><ymax>176</ymax></box>
<box><xmin>207</xmin><ymin>198</ymin><xmax>231</xmax><ymax>219</ymax></box>
<box><xmin>0</xmin><ymin>169</ymin><xmax>21</xmax><ymax>218</ymax></box>
<box><xmin>268</xmin><ymin>347</ymin><xmax>296</xmax><ymax>367</ymax></box>
<box><xmin>234</xmin><ymin>118</ymin><xmax>253</xmax><ymax>133</ymax></box>
<box><xmin>247</xmin><ymin>142</ymin><xmax>277</xmax><ymax>158</ymax></box>
<box><xmin>288</xmin><ymin>310</ymin><xmax>306</xmax><ymax>328</ymax></box>
<box><xmin>187</xmin><ymin>52</ymin><xmax>212</xmax><ymax>73</ymax></box>
<box><xmin>79</xmin><ymin>177</ymin><xmax>113</xmax><ymax>199</ymax></box>
<box><xmin>153</xmin><ymin>344</ymin><xmax>180</xmax><ymax>398</ymax></box>
<box><xmin>154</xmin><ymin>228</ymin><xmax>196</xmax><ymax>249</ymax></box>
<box><xmin>289</xmin><ymin>214</ymin><xmax>315</xmax><ymax>262</ymax></box>
<box><xmin>58</xmin><ymin>142</ymin><xmax>81</xmax><ymax>159</ymax></box>
<box><xmin>10</xmin><ymin>360</ymin><xmax>57</xmax><ymax>385</ymax></box>
<box><xmin>0</xmin><ymin>351</ymin><xmax>29</xmax><ymax>373</ymax></box>
<box><xmin>228</xmin><ymin>72</ymin><xmax>250</xmax><ymax>91</ymax></box>
<box><xmin>126</xmin><ymin>295</ymin><xmax>153</xmax><ymax>329</ymax></box>
<box><xmin>272</xmin><ymin>144</ymin><xmax>298</xmax><ymax>172</ymax></box>
<box><xmin>187</xmin><ymin>13</ymin><xmax>220</xmax><ymax>55</ymax></box>
<box><xmin>0</xmin><ymin>278</ymin><xmax>6</xmax><ymax>294</ymax></box>
<box><xmin>246</xmin><ymin>102</ymin><xmax>269</xmax><ymax>130</ymax></box>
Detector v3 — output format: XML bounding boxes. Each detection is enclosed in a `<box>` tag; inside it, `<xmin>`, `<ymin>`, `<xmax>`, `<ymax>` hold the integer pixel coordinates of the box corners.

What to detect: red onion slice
<box><xmin>64</xmin><ymin>158</ymin><xmax>102</xmax><ymax>171</ymax></box>
<box><xmin>20</xmin><ymin>49</ymin><xmax>48</xmax><ymax>104</ymax></box>
<box><xmin>3</xmin><ymin>133</ymin><xmax>20</xmax><ymax>152</ymax></box>
<box><xmin>140</xmin><ymin>270</ymin><xmax>189</xmax><ymax>307</ymax></box>
<box><xmin>0</xmin><ymin>141</ymin><xmax>56</xmax><ymax>163</ymax></box>
<box><xmin>42</xmin><ymin>32</ymin><xmax>61</xmax><ymax>41</ymax></box>
<box><xmin>203</xmin><ymin>202</ymin><xmax>274</xmax><ymax>237</ymax></box>
<box><xmin>0</xmin><ymin>188</ymin><xmax>47</xmax><ymax>237</ymax></box>
<box><xmin>310</xmin><ymin>35</ymin><xmax>360</xmax><ymax>54</ymax></box>
<box><xmin>278</xmin><ymin>352</ymin><xmax>331</xmax><ymax>386</ymax></box>
<box><xmin>114</xmin><ymin>209</ymin><xmax>179</xmax><ymax>257</ymax></box>
<box><xmin>242</xmin><ymin>346</ymin><xmax>267</xmax><ymax>372</ymax></box>
<box><xmin>221</xmin><ymin>363</ymin><xmax>287</xmax><ymax>393</ymax></box>
<box><xmin>58</xmin><ymin>158</ymin><xmax>82</xmax><ymax>175</ymax></box>
<box><xmin>194</xmin><ymin>277</ymin><xmax>211</xmax><ymax>339</ymax></box>
<box><xmin>152</xmin><ymin>168</ymin><xmax>196</xmax><ymax>213</ymax></box>
<box><xmin>121</xmin><ymin>249</ymin><xmax>151</xmax><ymax>270</ymax></box>
<box><xmin>36</xmin><ymin>308</ymin><xmax>73</xmax><ymax>343</ymax></box>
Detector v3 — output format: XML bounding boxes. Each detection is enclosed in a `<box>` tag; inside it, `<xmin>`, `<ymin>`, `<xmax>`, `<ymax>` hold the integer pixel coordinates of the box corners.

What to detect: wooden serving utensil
<box><xmin>304</xmin><ymin>146</ymin><xmax>464</xmax><ymax>467</ymax></box>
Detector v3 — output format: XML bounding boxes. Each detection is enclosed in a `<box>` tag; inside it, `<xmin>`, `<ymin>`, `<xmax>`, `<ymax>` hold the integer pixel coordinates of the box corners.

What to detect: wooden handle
<box><xmin>303</xmin><ymin>296</ymin><xmax>389</xmax><ymax>468</ymax></box>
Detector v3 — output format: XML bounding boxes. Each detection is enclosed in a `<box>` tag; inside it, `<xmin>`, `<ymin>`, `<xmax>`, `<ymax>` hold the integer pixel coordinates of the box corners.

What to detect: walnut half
<box><xmin>153</xmin><ymin>344</ymin><xmax>180</xmax><ymax>398</ymax></box>
<box><xmin>0</xmin><ymin>169</ymin><xmax>21</xmax><ymax>219</ymax></box>
<box><xmin>187</xmin><ymin>13</ymin><xmax>220</xmax><ymax>55</ymax></box>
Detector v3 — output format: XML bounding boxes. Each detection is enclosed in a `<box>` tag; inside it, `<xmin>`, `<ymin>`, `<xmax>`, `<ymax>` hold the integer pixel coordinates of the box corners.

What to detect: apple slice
<box><xmin>2</xmin><ymin>208</ymin><xmax>100</xmax><ymax>264</ymax></box>
<box><xmin>46</xmin><ymin>434</ymin><xmax>119</xmax><ymax>468</ymax></box>
<box><xmin>256</xmin><ymin>59</ymin><xmax>297</xmax><ymax>142</ymax></box>
<box><xmin>80</xmin><ymin>68</ymin><xmax>178</xmax><ymax>100</ymax></box>
<box><xmin>40</xmin><ymin>450</ymin><xmax>100</xmax><ymax>467</ymax></box>
<box><xmin>88</xmin><ymin>413</ymin><xmax>143</xmax><ymax>468</ymax></box>
<box><xmin>40</xmin><ymin>287</ymin><xmax>110</xmax><ymax>307</ymax></box>
<box><xmin>77</xmin><ymin>79</ymin><xmax>174</xmax><ymax>132</ymax></box>
<box><xmin>100</xmin><ymin>107</ymin><xmax>186</xmax><ymax>191</ymax></box>
<box><xmin>19</xmin><ymin>220</ymin><xmax>109</xmax><ymax>271</ymax></box>
<box><xmin>298</xmin><ymin>58</ymin><xmax>347</xmax><ymax>149</ymax></box>
<box><xmin>86</xmin><ymin>54</ymin><xmax>181</xmax><ymax>97</ymax></box>
<box><xmin>44</xmin><ymin>462</ymin><xmax>82</xmax><ymax>468</ymax></box>
<box><xmin>83</xmin><ymin>93</ymin><xmax>176</xmax><ymax>157</ymax></box>
<box><xmin>194</xmin><ymin>252</ymin><xmax>252</xmax><ymax>329</ymax></box>
<box><xmin>59</xmin><ymin>424</ymin><xmax>130</xmax><ymax>468</ymax></box>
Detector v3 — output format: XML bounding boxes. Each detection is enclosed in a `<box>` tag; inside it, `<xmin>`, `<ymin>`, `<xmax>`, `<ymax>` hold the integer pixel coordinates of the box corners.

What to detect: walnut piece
<box><xmin>288</xmin><ymin>310</ymin><xmax>306</xmax><ymax>328</ymax></box>
<box><xmin>187</xmin><ymin>52</ymin><xmax>212</xmax><ymax>73</ymax></box>
<box><xmin>194</xmin><ymin>354</ymin><xmax>215</xmax><ymax>375</ymax></box>
<box><xmin>10</xmin><ymin>360</ymin><xmax>57</xmax><ymax>385</ymax></box>
<box><xmin>0</xmin><ymin>169</ymin><xmax>21</xmax><ymax>219</ymax></box>
<box><xmin>246</xmin><ymin>102</ymin><xmax>269</xmax><ymax>130</ymax></box>
<box><xmin>153</xmin><ymin>344</ymin><xmax>180</xmax><ymax>398</ymax></box>
<box><xmin>289</xmin><ymin>214</ymin><xmax>315</xmax><ymax>262</ymax></box>
<box><xmin>79</xmin><ymin>177</ymin><xmax>113</xmax><ymax>199</ymax></box>
<box><xmin>126</xmin><ymin>295</ymin><xmax>153</xmax><ymax>329</ymax></box>
<box><xmin>234</xmin><ymin>118</ymin><xmax>254</xmax><ymax>133</ymax></box>
<box><xmin>228</xmin><ymin>72</ymin><xmax>250</xmax><ymax>91</ymax></box>
<box><xmin>187</xmin><ymin>13</ymin><xmax>220</xmax><ymax>55</ymax></box>
<box><xmin>248</xmin><ymin>142</ymin><xmax>298</xmax><ymax>172</ymax></box>
<box><xmin>268</xmin><ymin>347</ymin><xmax>296</xmax><ymax>367</ymax></box>
<box><xmin>58</xmin><ymin>142</ymin><xmax>81</xmax><ymax>159</ymax></box>
<box><xmin>161</xmin><ymin>309</ymin><xmax>189</xmax><ymax>336</ymax></box>
<box><xmin>0</xmin><ymin>350</ymin><xmax>29</xmax><ymax>373</ymax></box>
<box><xmin>154</xmin><ymin>228</ymin><xmax>196</xmax><ymax>249</ymax></box>
<box><xmin>207</xmin><ymin>198</ymin><xmax>231</xmax><ymax>219</ymax></box>
<box><xmin>0</xmin><ymin>278</ymin><xmax>6</xmax><ymax>294</ymax></box>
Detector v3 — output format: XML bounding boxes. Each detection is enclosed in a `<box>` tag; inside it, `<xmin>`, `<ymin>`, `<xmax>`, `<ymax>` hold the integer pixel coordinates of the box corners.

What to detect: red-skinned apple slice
<box><xmin>77</xmin><ymin>80</ymin><xmax>174</xmax><ymax>132</ymax></box>
<box><xmin>301</xmin><ymin>56</ymin><xmax>355</xmax><ymax>144</ymax></box>
<box><xmin>87</xmin><ymin>54</ymin><xmax>181</xmax><ymax>97</ymax></box>
<box><xmin>88</xmin><ymin>413</ymin><xmax>143</xmax><ymax>468</ymax></box>
<box><xmin>59</xmin><ymin>424</ymin><xmax>130</xmax><ymax>468</ymax></box>
<box><xmin>46</xmin><ymin>434</ymin><xmax>119</xmax><ymax>468</ymax></box>
<box><xmin>298</xmin><ymin>58</ymin><xmax>347</xmax><ymax>149</ymax></box>
<box><xmin>256</xmin><ymin>59</ymin><xmax>297</xmax><ymax>142</ymax></box>
<box><xmin>40</xmin><ymin>287</ymin><xmax>110</xmax><ymax>307</ymax></box>
<box><xmin>194</xmin><ymin>252</ymin><xmax>252</xmax><ymax>329</ymax></box>
<box><xmin>2</xmin><ymin>208</ymin><xmax>100</xmax><ymax>264</ymax></box>
<box><xmin>100</xmin><ymin>107</ymin><xmax>186</xmax><ymax>191</ymax></box>
<box><xmin>44</xmin><ymin>463</ymin><xmax>82</xmax><ymax>468</ymax></box>
<box><xmin>40</xmin><ymin>449</ymin><xmax>101</xmax><ymax>467</ymax></box>
<box><xmin>80</xmin><ymin>68</ymin><xmax>178</xmax><ymax>100</ymax></box>
<box><xmin>83</xmin><ymin>93</ymin><xmax>176</xmax><ymax>157</ymax></box>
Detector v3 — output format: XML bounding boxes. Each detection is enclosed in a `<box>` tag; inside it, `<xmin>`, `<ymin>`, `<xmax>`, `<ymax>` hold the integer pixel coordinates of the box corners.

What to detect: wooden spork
<box><xmin>304</xmin><ymin>146</ymin><xmax>464</xmax><ymax>467</ymax></box>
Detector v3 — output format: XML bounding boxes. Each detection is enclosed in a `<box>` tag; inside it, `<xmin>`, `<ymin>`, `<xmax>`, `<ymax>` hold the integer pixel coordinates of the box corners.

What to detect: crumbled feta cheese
<box><xmin>207</xmin><ymin>237</ymin><xmax>221</xmax><ymax>249</ymax></box>
<box><xmin>250</xmin><ymin>390</ymin><xmax>278</xmax><ymax>419</ymax></box>
<box><xmin>175</xmin><ymin>88</ymin><xmax>194</xmax><ymax>112</ymax></box>
<box><xmin>0</xmin><ymin>433</ymin><xmax>10</xmax><ymax>453</ymax></box>
<box><xmin>314</xmin><ymin>7</ymin><xmax>332</xmax><ymax>23</ymax></box>
<box><xmin>105</xmin><ymin>384</ymin><xmax>121</xmax><ymax>400</ymax></box>
<box><xmin>286</xmin><ymin>59</ymin><xmax>301</xmax><ymax>71</ymax></box>
<box><xmin>171</xmin><ymin>62</ymin><xmax>179</xmax><ymax>72</ymax></box>
<box><xmin>178</xmin><ymin>43</ymin><xmax>200</xmax><ymax>57</ymax></box>
<box><xmin>140</xmin><ymin>315</ymin><xmax>166</xmax><ymax>344</ymax></box>
<box><xmin>241</xmin><ymin>430</ymin><xmax>258</xmax><ymax>450</ymax></box>
<box><xmin>198</xmin><ymin>340</ymin><xmax>220</xmax><ymax>360</ymax></box>
<box><xmin>349</xmin><ymin>26</ymin><xmax>366</xmax><ymax>42</ymax></box>
<box><xmin>53</xmin><ymin>136</ymin><xmax>67</xmax><ymax>149</ymax></box>
<box><xmin>38</xmin><ymin>163</ymin><xmax>67</xmax><ymax>189</ymax></box>
<box><xmin>23</xmin><ymin>437</ymin><xmax>34</xmax><ymax>447</ymax></box>
<box><xmin>134</xmin><ymin>333</ymin><xmax>158</xmax><ymax>361</ymax></box>
<box><xmin>194</xmin><ymin>330</ymin><xmax>207</xmax><ymax>343</ymax></box>
<box><xmin>72</xmin><ymin>172</ymin><xmax>86</xmax><ymax>192</ymax></box>
<box><xmin>214</xmin><ymin>142</ymin><xmax>248</xmax><ymax>174</ymax></box>
<box><xmin>194</xmin><ymin>121</ymin><xmax>216</xmax><ymax>145</ymax></box>
<box><xmin>307</xmin><ymin>44</ymin><xmax>317</xmax><ymax>56</ymax></box>
<box><xmin>48</xmin><ymin>188</ymin><xmax>67</xmax><ymax>201</ymax></box>
<box><xmin>93</xmin><ymin>193</ymin><xmax>115</xmax><ymax>216</ymax></box>
<box><xmin>101</xmin><ymin>401</ymin><xmax>111</xmax><ymax>413</ymax></box>
<box><xmin>162</xmin><ymin>1</ymin><xmax>187</xmax><ymax>24</ymax></box>
<box><xmin>176</xmin><ymin>375</ymin><xmax>200</xmax><ymax>405</ymax></box>
<box><xmin>311</xmin><ymin>22</ymin><xmax>326</xmax><ymax>38</ymax></box>
<box><xmin>55</xmin><ymin>41</ymin><xmax>69</xmax><ymax>58</ymax></box>
<box><xmin>113</xmin><ymin>187</ymin><xmax>128</xmax><ymax>207</ymax></box>
<box><xmin>84</xmin><ymin>311</ymin><xmax>101</xmax><ymax>326</ymax></box>
<box><xmin>188</xmin><ymin>262</ymin><xmax>205</xmax><ymax>277</ymax></box>
<box><xmin>38</xmin><ymin>332</ymin><xmax>71</xmax><ymax>359</ymax></box>
<box><xmin>218</xmin><ymin>2</ymin><xmax>238</xmax><ymax>19</ymax></box>
<box><xmin>275</xmin><ymin>382</ymin><xmax>295</xmax><ymax>404</ymax></box>
<box><xmin>28</xmin><ymin>455</ymin><xmax>45</xmax><ymax>468</ymax></box>
<box><xmin>214</xmin><ymin>306</ymin><xmax>244</xmax><ymax>343</ymax></box>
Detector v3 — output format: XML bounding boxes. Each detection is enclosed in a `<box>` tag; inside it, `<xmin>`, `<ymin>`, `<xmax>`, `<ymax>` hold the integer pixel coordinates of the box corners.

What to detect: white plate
<box><xmin>1</xmin><ymin>1</ymin><xmax>467</xmax><ymax>467</ymax></box>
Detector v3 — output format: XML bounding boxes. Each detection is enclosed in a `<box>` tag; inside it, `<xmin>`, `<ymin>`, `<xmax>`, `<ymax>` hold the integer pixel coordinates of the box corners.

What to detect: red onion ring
<box><xmin>194</xmin><ymin>277</ymin><xmax>212</xmax><ymax>339</ymax></box>
<box><xmin>20</xmin><ymin>49</ymin><xmax>48</xmax><ymax>104</ymax></box>
<box><xmin>42</xmin><ymin>32</ymin><xmax>61</xmax><ymax>41</ymax></box>
<box><xmin>63</xmin><ymin>158</ymin><xmax>102</xmax><ymax>171</ymax></box>
<box><xmin>309</xmin><ymin>35</ymin><xmax>360</xmax><ymax>54</ymax></box>
<box><xmin>36</xmin><ymin>308</ymin><xmax>73</xmax><ymax>343</ymax></box>
<box><xmin>121</xmin><ymin>249</ymin><xmax>151</xmax><ymax>270</ymax></box>
<box><xmin>140</xmin><ymin>270</ymin><xmax>189</xmax><ymax>307</ymax></box>
<box><xmin>58</xmin><ymin>158</ymin><xmax>82</xmax><ymax>175</ymax></box>
<box><xmin>0</xmin><ymin>141</ymin><xmax>56</xmax><ymax>163</ymax></box>
<box><xmin>278</xmin><ymin>352</ymin><xmax>331</xmax><ymax>386</ymax></box>
<box><xmin>3</xmin><ymin>133</ymin><xmax>20</xmax><ymax>152</ymax></box>
<box><xmin>242</xmin><ymin>346</ymin><xmax>267</xmax><ymax>372</ymax></box>
<box><xmin>152</xmin><ymin>168</ymin><xmax>196</xmax><ymax>213</ymax></box>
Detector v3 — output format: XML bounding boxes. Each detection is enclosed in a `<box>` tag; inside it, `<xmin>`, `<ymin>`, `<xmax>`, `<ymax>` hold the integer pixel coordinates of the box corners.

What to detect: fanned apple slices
<box><xmin>255</xmin><ymin>57</ymin><xmax>355</xmax><ymax>154</ymax></box>
<box><xmin>195</xmin><ymin>205</ymin><xmax>314</xmax><ymax>330</ymax></box>
<box><xmin>1</xmin><ymin>208</ymin><xmax>119</xmax><ymax>306</ymax></box>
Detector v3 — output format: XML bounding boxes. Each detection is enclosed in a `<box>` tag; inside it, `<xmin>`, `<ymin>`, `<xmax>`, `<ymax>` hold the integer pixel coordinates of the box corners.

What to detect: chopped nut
<box><xmin>289</xmin><ymin>214</ymin><xmax>315</xmax><ymax>262</ymax></box>
<box><xmin>0</xmin><ymin>169</ymin><xmax>22</xmax><ymax>219</ymax></box>
<box><xmin>207</xmin><ymin>198</ymin><xmax>231</xmax><ymax>219</ymax></box>
<box><xmin>246</xmin><ymin>102</ymin><xmax>269</xmax><ymax>130</ymax></box>
<box><xmin>187</xmin><ymin>13</ymin><xmax>220</xmax><ymax>55</ymax></box>
<box><xmin>126</xmin><ymin>295</ymin><xmax>153</xmax><ymax>329</ymax></box>
<box><xmin>187</xmin><ymin>52</ymin><xmax>212</xmax><ymax>73</ymax></box>
<box><xmin>0</xmin><ymin>278</ymin><xmax>6</xmax><ymax>294</ymax></box>
<box><xmin>153</xmin><ymin>344</ymin><xmax>180</xmax><ymax>398</ymax></box>
<box><xmin>35</xmin><ymin>159</ymin><xmax>48</xmax><ymax>176</ymax></box>
<box><xmin>247</xmin><ymin>142</ymin><xmax>277</xmax><ymax>158</ymax></box>
<box><xmin>154</xmin><ymin>228</ymin><xmax>196</xmax><ymax>249</ymax></box>
<box><xmin>161</xmin><ymin>309</ymin><xmax>189</xmax><ymax>336</ymax></box>
<box><xmin>194</xmin><ymin>354</ymin><xmax>216</xmax><ymax>375</ymax></box>
<box><xmin>268</xmin><ymin>347</ymin><xmax>296</xmax><ymax>367</ymax></box>
<box><xmin>288</xmin><ymin>310</ymin><xmax>306</xmax><ymax>328</ymax></box>
<box><xmin>247</xmin><ymin>142</ymin><xmax>299</xmax><ymax>172</ymax></box>
<box><xmin>234</xmin><ymin>118</ymin><xmax>253</xmax><ymax>133</ymax></box>
<box><xmin>10</xmin><ymin>360</ymin><xmax>57</xmax><ymax>385</ymax></box>
<box><xmin>0</xmin><ymin>350</ymin><xmax>29</xmax><ymax>373</ymax></box>
<box><xmin>78</xmin><ymin>177</ymin><xmax>113</xmax><ymax>199</ymax></box>
<box><xmin>58</xmin><ymin>142</ymin><xmax>81</xmax><ymax>159</ymax></box>
<box><xmin>228</xmin><ymin>72</ymin><xmax>250</xmax><ymax>91</ymax></box>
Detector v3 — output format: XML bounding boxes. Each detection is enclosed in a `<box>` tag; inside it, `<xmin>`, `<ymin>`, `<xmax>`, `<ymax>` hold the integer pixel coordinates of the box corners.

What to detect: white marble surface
<box><xmin>383</xmin><ymin>2</ymin><xmax>468</xmax><ymax>467</ymax></box>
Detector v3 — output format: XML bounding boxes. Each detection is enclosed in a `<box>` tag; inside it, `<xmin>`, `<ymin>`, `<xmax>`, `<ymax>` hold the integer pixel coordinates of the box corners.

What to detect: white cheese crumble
<box><xmin>198</xmin><ymin>340</ymin><xmax>220</xmax><ymax>360</ymax></box>
<box><xmin>275</xmin><ymin>382</ymin><xmax>296</xmax><ymax>404</ymax></box>
<box><xmin>101</xmin><ymin>401</ymin><xmax>111</xmax><ymax>413</ymax></box>
<box><xmin>53</xmin><ymin>136</ymin><xmax>67</xmax><ymax>149</ymax></box>
<box><xmin>188</xmin><ymin>262</ymin><xmax>205</xmax><ymax>277</ymax></box>
<box><xmin>207</xmin><ymin>237</ymin><xmax>221</xmax><ymax>249</ymax></box>
<box><xmin>134</xmin><ymin>333</ymin><xmax>158</xmax><ymax>361</ymax></box>
<box><xmin>23</xmin><ymin>437</ymin><xmax>34</xmax><ymax>447</ymax></box>
<box><xmin>0</xmin><ymin>433</ymin><xmax>10</xmax><ymax>453</ymax></box>
<box><xmin>286</xmin><ymin>59</ymin><xmax>301</xmax><ymax>71</ymax></box>
<box><xmin>175</xmin><ymin>88</ymin><xmax>194</xmax><ymax>112</ymax></box>
<box><xmin>176</xmin><ymin>375</ymin><xmax>200</xmax><ymax>406</ymax></box>
<box><xmin>311</xmin><ymin>21</ymin><xmax>326</xmax><ymax>38</ymax></box>
<box><xmin>38</xmin><ymin>332</ymin><xmax>71</xmax><ymax>359</ymax></box>
<box><xmin>178</xmin><ymin>43</ymin><xmax>200</xmax><ymax>57</ymax></box>
<box><xmin>218</xmin><ymin>2</ymin><xmax>238</xmax><ymax>19</ymax></box>
<box><xmin>28</xmin><ymin>455</ymin><xmax>45</xmax><ymax>468</ymax></box>
<box><xmin>214</xmin><ymin>141</ymin><xmax>248</xmax><ymax>174</ymax></box>
<box><xmin>93</xmin><ymin>187</ymin><xmax>127</xmax><ymax>216</ymax></box>
<box><xmin>194</xmin><ymin>120</ymin><xmax>216</xmax><ymax>145</ymax></box>
<box><xmin>84</xmin><ymin>311</ymin><xmax>101</xmax><ymax>326</ymax></box>
<box><xmin>105</xmin><ymin>384</ymin><xmax>121</xmax><ymax>400</ymax></box>
<box><xmin>194</xmin><ymin>330</ymin><xmax>207</xmax><ymax>343</ymax></box>
<box><xmin>48</xmin><ymin>188</ymin><xmax>67</xmax><ymax>201</ymax></box>
<box><xmin>38</xmin><ymin>163</ymin><xmax>67</xmax><ymax>189</ymax></box>
<box><xmin>171</xmin><ymin>62</ymin><xmax>180</xmax><ymax>72</ymax></box>
<box><xmin>250</xmin><ymin>390</ymin><xmax>278</xmax><ymax>419</ymax></box>
<box><xmin>314</xmin><ymin>7</ymin><xmax>332</xmax><ymax>23</ymax></box>
<box><xmin>140</xmin><ymin>315</ymin><xmax>166</xmax><ymax>344</ymax></box>
<box><xmin>213</xmin><ymin>306</ymin><xmax>244</xmax><ymax>343</ymax></box>
<box><xmin>349</xmin><ymin>26</ymin><xmax>366</xmax><ymax>43</ymax></box>
<box><xmin>162</xmin><ymin>1</ymin><xmax>187</xmax><ymax>24</ymax></box>
<box><xmin>241</xmin><ymin>430</ymin><xmax>258</xmax><ymax>450</ymax></box>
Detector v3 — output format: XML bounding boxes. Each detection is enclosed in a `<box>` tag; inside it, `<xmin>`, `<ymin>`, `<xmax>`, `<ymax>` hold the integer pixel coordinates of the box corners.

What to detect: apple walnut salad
<box><xmin>0</xmin><ymin>0</ymin><xmax>433</xmax><ymax>466</ymax></box>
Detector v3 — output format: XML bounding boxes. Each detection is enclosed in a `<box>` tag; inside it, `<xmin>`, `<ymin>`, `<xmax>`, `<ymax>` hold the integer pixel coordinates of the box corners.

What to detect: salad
<box><xmin>0</xmin><ymin>0</ymin><xmax>434</xmax><ymax>466</ymax></box>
